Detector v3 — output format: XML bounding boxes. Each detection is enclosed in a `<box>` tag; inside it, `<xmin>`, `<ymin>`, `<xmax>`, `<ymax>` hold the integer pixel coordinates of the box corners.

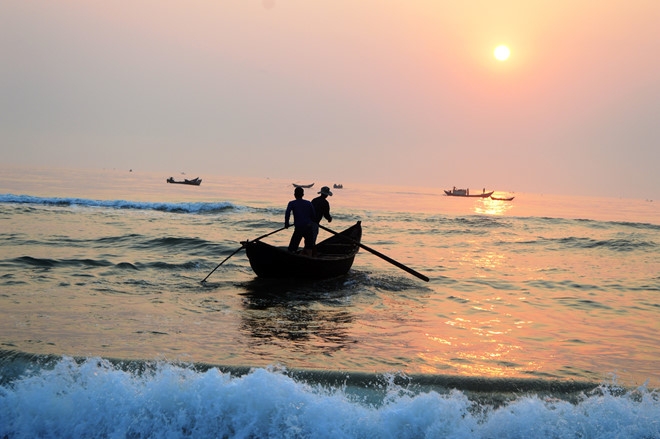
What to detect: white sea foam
<box><xmin>1</xmin><ymin>358</ymin><xmax>659</xmax><ymax>439</ymax></box>
<box><xmin>0</xmin><ymin>194</ymin><xmax>237</xmax><ymax>214</ymax></box>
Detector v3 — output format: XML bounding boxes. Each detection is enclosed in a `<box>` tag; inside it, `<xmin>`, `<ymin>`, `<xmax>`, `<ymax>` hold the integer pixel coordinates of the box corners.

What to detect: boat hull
<box><xmin>444</xmin><ymin>190</ymin><xmax>493</xmax><ymax>198</ymax></box>
<box><xmin>244</xmin><ymin>222</ymin><xmax>362</xmax><ymax>279</ymax></box>
<box><xmin>167</xmin><ymin>177</ymin><xmax>201</xmax><ymax>186</ymax></box>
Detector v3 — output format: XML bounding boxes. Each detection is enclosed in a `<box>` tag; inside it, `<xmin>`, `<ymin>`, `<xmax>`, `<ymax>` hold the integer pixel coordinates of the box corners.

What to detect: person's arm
<box><xmin>285</xmin><ymin>202</ymin><xmax>292</xmax><ymax>228</ymax></box>
<box><xmin>324</xmin><ymin>200</ymin><xmax>332</xmax><ymax>222</ymax></box>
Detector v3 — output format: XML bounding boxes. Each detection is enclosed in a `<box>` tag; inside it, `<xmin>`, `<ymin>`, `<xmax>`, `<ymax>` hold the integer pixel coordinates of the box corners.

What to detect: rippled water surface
<box><xmin>2</xmin><ymin>166</ymin><xmax>658</xmax><ymax>389</ymax></box>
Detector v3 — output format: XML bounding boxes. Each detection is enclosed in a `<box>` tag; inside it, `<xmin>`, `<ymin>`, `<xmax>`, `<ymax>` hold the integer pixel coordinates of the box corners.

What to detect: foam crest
<box><xmin>2</xmin><ymin>358</ymin><xmax>659</xmax><ymax>438</ymax></box>
<box><xmin>0</xmin><ymin>194</ymin><xmax>237</xmax><ymax>214</ymax></box>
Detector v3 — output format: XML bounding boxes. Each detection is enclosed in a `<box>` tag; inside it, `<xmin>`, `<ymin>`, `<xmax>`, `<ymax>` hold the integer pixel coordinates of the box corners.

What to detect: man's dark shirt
<box><xmin>285</xmin><ymin>198</ymin><xmax>316</xmax><ymax>228</ymax></box>
<box><xmin>311</xmin><ymin>196</ymin><xmax>331</xmax><ymax>223</ymax></box>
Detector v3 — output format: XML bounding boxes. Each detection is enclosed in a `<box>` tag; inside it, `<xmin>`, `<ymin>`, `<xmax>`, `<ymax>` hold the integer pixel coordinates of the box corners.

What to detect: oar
<box><xmin>201</xmin><ymin>226</ymin><xmax>286</xmax><ymax>283</ymax></box>
<box><xmin>318</xmin><ymin>224</ymin><xmax>429</xmax><ymax>282</ymax></box>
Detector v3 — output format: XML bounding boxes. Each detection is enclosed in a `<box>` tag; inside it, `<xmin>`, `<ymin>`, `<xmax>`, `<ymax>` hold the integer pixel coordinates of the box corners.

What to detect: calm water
<box><xmin>1</xmin><ymin>166</ymin><xmax>659</xmax><ymax>438</ymax></box>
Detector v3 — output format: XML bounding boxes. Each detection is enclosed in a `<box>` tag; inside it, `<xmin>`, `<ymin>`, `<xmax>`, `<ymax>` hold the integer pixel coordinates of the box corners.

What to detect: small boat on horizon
<box><xmin>243</xmin><ymin>222</ymin><xmax>362</xmax><ymax>279</ymax></box>
<box><xmin>292</xmin><ymin>182</ymin><xmax>314</xmax><ymax>188</ymax></box>
<box><xmin>167</xmin><ymin>177</ymin><xmax>202</xmax><ymax>186</ymax></box>
<box><xmin>333</xmin><ymin>183</ymin><xmax>343</xmax><ymax>189</ymax></box>
<box><xmin>444</xmin><ymin>187</ymin><xmax>493</xmax><ymax>198</ymax></box>
<box><xmin>490</xmin><ymin>195</ymin><xmax>515</xmax><ymax>201</ymax></box>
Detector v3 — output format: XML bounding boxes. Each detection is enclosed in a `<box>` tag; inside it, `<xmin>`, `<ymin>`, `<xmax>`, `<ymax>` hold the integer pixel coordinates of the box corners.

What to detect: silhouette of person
<box><xmin>311</xmin><ymin>186</ymin><xmax>333</xmax><ymax>243</ymax></box>
<box><xmin>285</xmin><ymin>187</ymin><xmax>316</xmax><ymax>255</ymax></box>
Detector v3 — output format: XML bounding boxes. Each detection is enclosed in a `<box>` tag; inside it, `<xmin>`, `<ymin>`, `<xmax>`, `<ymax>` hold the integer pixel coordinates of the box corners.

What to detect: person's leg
<box><xmin>311</xmin><ymin>223</ymin><xmax>319</xmax><ymax>243</ymax></box>
<box><xmin>288</xmin><ymin>229</ymin><xmax>303</xmax><ymax>252</ymax></box>
<box><xmin>302</xmin><ymin>225</ymin><xmax>315</xmax><ymax>256</ymax></box>
<box><xmin>310</xmin><ymin>223</ymin><xmax>320</xmax><ymax>256</ymax></box>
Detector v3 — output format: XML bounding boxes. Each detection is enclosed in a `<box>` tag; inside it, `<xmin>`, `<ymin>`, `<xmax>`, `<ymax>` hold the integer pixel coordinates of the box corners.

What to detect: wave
<box><xmin>3</xmin><ymin>256</ymin><xmax>205</xmax><ymax>272</ymax></box>
<box><xmin>11</xmin><ymin>255</ymin><xmax>114</xmax><ymax>269</ymax></box>
<box><xmin>1</xmin><ymin>352</ymin><xmax>658</xmax><ymax>439</ymax></box>
<box><xmin>2</xmin><ymin>229</ymin><xmax>235</xmax><ymax>254</ymax></box>
<box><xmin>555</xmin><ymin>236</ymin><xmax>657</xmax><ymax>252</ymax></box>
<box><xmin>517</xmin><ymin>236</ymin><xmax>658</xmax><ymax>253</ymax></box>
<box><xmin>12</xmin><ymin>257</ymin><xmax>219</xmax><ymax>274</ymax></box>
<box><xmin>579</xmin><ymin>218</ymin><xmax>660</xmax><ymax>231</ymax></box>
<box><xmin>0</xmin><ymin>194</ymin><xmax>238</xmax><ymax>214</ymax></box>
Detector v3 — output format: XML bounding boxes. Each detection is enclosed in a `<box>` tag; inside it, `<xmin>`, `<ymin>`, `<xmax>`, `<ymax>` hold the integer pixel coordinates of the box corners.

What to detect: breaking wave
<box><xmin>0</xmin><ymin>194</ymin><xmax>237</xmax><ymax>214</ymax></box>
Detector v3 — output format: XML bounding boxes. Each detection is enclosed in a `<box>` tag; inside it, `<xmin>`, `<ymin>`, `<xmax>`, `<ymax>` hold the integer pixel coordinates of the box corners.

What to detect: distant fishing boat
<box><xmin>167</xmin><ymin>177</ymin><xmax>202</xmax><ymax>186</ymax></box>
<box><xmin>333</xmin><ymin>184</ymin><xmax>343</xmax><ymax>189</ymax></box>
<box><xmin>292</xmin><ymin>183</ymin><xmax>314</xmax><ymax>188</ymax></box>
<box><xmin>444</xmin><ymin>187</ymin><xmax>493</xmax><ymax>198</ymax></box>
<box><xmin>491</xmin><ymin>195</ymin><xmax>515</xmax><ymax>201</ymax></box>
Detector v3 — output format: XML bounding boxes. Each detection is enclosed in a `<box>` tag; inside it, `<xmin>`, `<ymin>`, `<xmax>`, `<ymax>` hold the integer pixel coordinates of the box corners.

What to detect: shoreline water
<box><xmin>2</xmin><ymin>165</ymin><xmax>660</xmax><ymax>437</ymax></box>
<box><xmin>2</xmin><ymin>349</ymin><xmax>658</xmax><ymax>438</ymax></box>
<box><xmin>0</xmin><ymin>348</ymin><xmax>601</xmax><ymax>395</ymax></box>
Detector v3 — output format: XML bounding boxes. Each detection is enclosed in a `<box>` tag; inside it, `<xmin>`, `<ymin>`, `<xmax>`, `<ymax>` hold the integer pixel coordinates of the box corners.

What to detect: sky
<box><xmin>1</xmin><ymin>1</ymin><xmax>659</xmax><ymax>199</ymax></box>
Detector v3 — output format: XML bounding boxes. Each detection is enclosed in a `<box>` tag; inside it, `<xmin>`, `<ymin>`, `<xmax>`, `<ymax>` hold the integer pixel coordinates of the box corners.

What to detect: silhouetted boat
<box><xmin>491</xmin><ymin>196</ymin><xmax>515</xmax><ymax>201</ymax></box>
<box><xmin>167</xmin><ymin>177</ymin><xmax>202</xmax><ymax>186</ymax></box>
<box><xmin>444</xmin><ymin>188</ymin><xmax>493</xmax><ymax>198</ymax></box>
<box><xmin>243</xmin><ymin>222</ymin><xmax>362</xmax><ymax>279</ymax></box>
<box><xmin>333</xmin><ymin>184</ymin><xmax>343</xmax><ymax>189</ymax></box>
<box><xmin>292</xmin><ymin>183</ymin><xmax>314</xmax><ymax>188</ymax></box>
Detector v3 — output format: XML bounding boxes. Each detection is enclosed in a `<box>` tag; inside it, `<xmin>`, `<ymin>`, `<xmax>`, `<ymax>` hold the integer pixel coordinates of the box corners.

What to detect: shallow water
<box><xmin>1</xmin><ymin>166</ymin><xmax>659</xmax><ymax>437</ymax></box>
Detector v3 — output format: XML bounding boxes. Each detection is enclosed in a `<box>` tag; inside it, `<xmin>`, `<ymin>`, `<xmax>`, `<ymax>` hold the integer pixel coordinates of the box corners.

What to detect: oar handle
<box><xmin>250</xmin><ymin>226</ymin><xmax>287</xmax><ymax>243</ymax></box>
<box><xmin>318</xmin><ymin>224</ymin><xmax>429</xmax><ymax>282</ymax></box>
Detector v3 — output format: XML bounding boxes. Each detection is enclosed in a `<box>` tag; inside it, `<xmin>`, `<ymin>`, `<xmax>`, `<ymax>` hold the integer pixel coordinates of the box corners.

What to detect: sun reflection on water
<box><xmin>474</xmin><ymin>196</ymin><xmax>515</xmax><ymax>215</ymax></box>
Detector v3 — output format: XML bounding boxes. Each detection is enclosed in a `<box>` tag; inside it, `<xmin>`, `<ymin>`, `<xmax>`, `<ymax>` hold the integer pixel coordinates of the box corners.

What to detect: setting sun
<box><xmin>494</xmin><ymin>45</ymin><xmax>510</xmax><ymax>61</ymax></box>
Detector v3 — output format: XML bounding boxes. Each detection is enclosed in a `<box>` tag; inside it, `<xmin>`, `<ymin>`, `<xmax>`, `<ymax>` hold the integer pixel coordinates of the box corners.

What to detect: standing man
<box><xmin>311</xmin><ymin>186</ymin><xmax>333</xmax><ymax>244</ymax></box>
<box><xmin>285</xmin><ymin>187</ymin><xmax>316</xmax><ymax>255</ymax></box>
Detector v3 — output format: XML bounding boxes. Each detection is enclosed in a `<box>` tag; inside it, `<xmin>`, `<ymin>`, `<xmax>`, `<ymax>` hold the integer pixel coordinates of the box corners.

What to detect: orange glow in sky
<box><xmin>1</xmin><ymin>1</ymin><xmax>658</xmax><ymax>199</ymax></box>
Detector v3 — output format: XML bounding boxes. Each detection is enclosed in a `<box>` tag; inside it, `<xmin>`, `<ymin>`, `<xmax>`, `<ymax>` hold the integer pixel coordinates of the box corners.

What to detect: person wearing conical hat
<box><xmin>311</xmin><ymin>186</ymin><xmax>333</xmax><ymax>246</ymax></box>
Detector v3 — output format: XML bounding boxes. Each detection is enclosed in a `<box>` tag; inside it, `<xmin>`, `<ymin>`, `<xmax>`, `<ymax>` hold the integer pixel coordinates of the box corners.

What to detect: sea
<box><xmin>1</xmin><ymin>165</ymin><xmax>659</xmax><ymax>438</ymax></box>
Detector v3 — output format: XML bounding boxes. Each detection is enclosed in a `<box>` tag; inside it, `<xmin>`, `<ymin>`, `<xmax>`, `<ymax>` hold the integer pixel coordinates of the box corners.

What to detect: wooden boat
<box><xmin>333</xmin><ymin>183</ymin><xmax>343</xmax><ymax>189</ymax></box>
<box><xmin>243</xmin><ymin>222</ymin><xmax>362</xmax><ymax>279</ymax></box>
<box><xmin>444</xmin><ymin>188</ymin><xmax>493</xmax><ymax>198</ymax></box>
<box><xmin>167</xmin><ymin>177</ymin><xmax>202</xmax><ymax>186</ymax></box>
<box><xmin>490</xmin><ymin>195</ymin><xmax>515</xmax><ymax>201</ymax></box>
<box><xmin>292</xmin><ymin>182</ymin><xmax>314</xmax><ymax>188</ymax></box>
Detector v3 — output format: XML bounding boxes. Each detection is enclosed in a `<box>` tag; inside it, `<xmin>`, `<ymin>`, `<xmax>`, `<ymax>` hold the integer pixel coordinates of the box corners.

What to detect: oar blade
<box><xmin>200</xmin><ymin>226</ymin><xmax>287</xmax><ymax>283</ymax></box>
